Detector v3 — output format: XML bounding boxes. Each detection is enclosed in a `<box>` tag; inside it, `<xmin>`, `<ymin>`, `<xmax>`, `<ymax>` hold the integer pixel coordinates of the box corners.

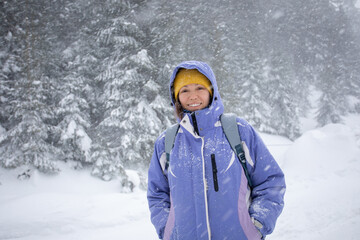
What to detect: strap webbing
<box><xmin>220</xmin><ymin>113</ymin><xmax>253</xmax><ymax>188</ymax></box>
<box><xmin>164</xmin><ymin>123</ymin><xmax>179</xmax><ymax>171</ymax></box>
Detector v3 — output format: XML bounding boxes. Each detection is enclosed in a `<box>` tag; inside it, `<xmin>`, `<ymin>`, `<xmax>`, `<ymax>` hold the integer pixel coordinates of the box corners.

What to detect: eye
<box><xmin>197</xmin><ymin>86</ymin><xmax>206</xmax><ymax>91</ymax></box>
<box><xmin>180</xmin><ymin>89</ymin><xmax>188</xmax><ymax>94</ymax></box>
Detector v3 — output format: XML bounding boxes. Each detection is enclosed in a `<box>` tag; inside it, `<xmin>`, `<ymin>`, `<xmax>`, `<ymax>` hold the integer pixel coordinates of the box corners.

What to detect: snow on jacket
<box><xmin>147</xmin><ymin>61</ymin><xmax>286</xmax><ymax>240</ymax></box>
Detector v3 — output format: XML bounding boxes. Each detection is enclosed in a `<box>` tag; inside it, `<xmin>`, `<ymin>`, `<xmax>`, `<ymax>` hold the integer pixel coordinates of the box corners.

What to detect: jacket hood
<box><xmin>169</xmin><ymin>61</ymin><xmax>224</xmax><ymax>120</ymax></box>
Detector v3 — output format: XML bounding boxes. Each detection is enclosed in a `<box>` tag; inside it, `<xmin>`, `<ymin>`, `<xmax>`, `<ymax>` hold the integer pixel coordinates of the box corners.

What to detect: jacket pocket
<box><xmin>211</xmin><ymin>154</ymin><xmax>219</xmax><ymax>192</ymax></box>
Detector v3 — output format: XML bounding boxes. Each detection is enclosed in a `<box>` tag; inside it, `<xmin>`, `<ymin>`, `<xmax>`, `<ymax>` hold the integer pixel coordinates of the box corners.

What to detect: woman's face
<box><xmin>178</xmin><ymin>83</ymin><xmax>211</xmax><ymax>112</ymax></box>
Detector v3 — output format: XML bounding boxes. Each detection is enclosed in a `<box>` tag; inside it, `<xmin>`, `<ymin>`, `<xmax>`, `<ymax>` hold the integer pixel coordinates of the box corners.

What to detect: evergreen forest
<box><xmin>1</xmin><ymin>0</ymin><xmax>360</xmax><ymax>182</ymax></box>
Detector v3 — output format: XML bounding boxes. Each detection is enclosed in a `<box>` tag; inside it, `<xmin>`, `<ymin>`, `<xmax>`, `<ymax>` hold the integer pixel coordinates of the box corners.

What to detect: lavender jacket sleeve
<box><xmin>147</xmin><ymin>134</ymin><xmax>169</xmax><ymax>239</ymax></box>
<box><xmin>240</xmin><ymin>119</ymin><xmax>286</xmax><ymax>237</ymax></box>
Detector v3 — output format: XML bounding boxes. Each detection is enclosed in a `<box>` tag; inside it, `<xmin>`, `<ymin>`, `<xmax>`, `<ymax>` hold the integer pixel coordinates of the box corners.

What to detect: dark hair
<box><xmin>175</xmin><ymin>100</ymin><xmax>184</xmax><ymax>120</ymax></box>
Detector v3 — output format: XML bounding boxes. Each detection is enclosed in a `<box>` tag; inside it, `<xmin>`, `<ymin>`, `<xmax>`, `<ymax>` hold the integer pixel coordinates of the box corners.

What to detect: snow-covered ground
<box><xmin>0</xmin><ymin>167</ymin><xmax>157</xmax><ymax>240</ymax></box>
<box><xmin>1</xmin><ymin>114</ymin><xmax>359</xmax><ymax>240</ymax></box>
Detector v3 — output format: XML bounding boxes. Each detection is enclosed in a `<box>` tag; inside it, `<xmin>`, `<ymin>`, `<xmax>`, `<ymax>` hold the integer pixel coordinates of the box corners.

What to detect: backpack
<box><xmin>164</xmin><ymin>113</ymin><xmax>253</xmax><ymax>189</ymax></box>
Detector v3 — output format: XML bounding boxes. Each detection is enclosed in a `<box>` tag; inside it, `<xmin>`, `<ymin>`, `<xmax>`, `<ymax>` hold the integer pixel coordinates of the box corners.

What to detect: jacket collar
<box><xmin>180</xmin><ymin>98</ymin><xmax>223</xmax><ymax>137</ymax></box>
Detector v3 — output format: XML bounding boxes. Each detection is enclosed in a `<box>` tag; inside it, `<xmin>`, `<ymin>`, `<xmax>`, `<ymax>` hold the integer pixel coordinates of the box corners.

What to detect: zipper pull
<box><xmin>211</xmin><ymin>154</ymin><xmax>219</xmax><ymax>192</ymax></box>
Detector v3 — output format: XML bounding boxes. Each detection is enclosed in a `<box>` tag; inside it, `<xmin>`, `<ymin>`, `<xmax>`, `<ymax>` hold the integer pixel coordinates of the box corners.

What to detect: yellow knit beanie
<box><xmin>173</xmin><ymin>69</ymin><xmax>213</xmax><ymax>101</ymax></box>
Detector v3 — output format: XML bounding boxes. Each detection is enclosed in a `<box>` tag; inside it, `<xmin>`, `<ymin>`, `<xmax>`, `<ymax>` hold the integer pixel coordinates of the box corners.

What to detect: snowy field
<box><xmin>1</xmin><ymin>115</ymin><xmax>360</xmax><ymax>240</ymax></box>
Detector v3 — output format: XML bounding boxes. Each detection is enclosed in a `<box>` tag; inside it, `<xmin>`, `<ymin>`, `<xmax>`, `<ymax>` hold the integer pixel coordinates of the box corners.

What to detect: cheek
<box><xmin>202</xmin><ymin>93</ymin><xmax>211</xmax><ymax>105</ymax></box>
<box><xmin>178</xmin><ymin>95</ymin><xmax>188</xmax><ymax>110</ymax></box>
<box><xmin>178</xmin><ymin>94</ymin><xmax>186</xmax><ymax>105</ymax></box>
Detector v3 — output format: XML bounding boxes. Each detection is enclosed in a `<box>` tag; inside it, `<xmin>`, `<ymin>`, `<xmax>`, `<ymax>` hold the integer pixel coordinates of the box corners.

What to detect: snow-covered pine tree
<box><xmin>263</xmin><ymin>52</ymin><xmax>301</xmax><ymax>139</ymax></box>
<box><xmin>57</xmin><ymin>93</ymin><xmax>92</xmax><ymax>164</ymax></box>
<box><xmin>90</xmin><ymin>140</ymin><xmax>127</xmax><ymax>183</ymax></box>
<box><xmin>314</xmin><ymin>2</ymin><xmax>353</xmax><ymax>126</ymax></box>
<box><xmin>85</xmin><ymin>0</ymin><xmax>171</xmax><ymax>179</ymax></box>
<box><xmin>335</xmin><ymin>4</ymin><xmax>360</xmax><ymax>114</ymax></box>
<box><xmin>236</xmin><ymin>57</ymin><xmax>271</xmax><ymax>132</ymax></box>
<box><xmin>216</xmin><ymin>0</ymin><xmax>273</xmax><ymax>129</ymax></box>
<box><xmin>0</xmin><ymin>0</ymin><xmax>62</xmax><ymax>173</ymax></box>
<box><xmin>0</xmin><ymin>10</ymin><xmax>23</xmax><ymax>131</ymax></box>
<box><xmin>144</xmin><ymin>0</ymin><xmax>226</xmax><ymax>88</ymax></box>
<box><xmin>56</xmin><ymin>1</ymin><xmax>98</xmax><ymax>166</ymax></box>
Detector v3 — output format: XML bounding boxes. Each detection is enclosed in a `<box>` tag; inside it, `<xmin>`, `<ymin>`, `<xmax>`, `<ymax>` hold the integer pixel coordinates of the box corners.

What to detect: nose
<box><xmin>189</xmin><ymin>92</ymin><xmax>198</xmax><ymax>100</ymax></box>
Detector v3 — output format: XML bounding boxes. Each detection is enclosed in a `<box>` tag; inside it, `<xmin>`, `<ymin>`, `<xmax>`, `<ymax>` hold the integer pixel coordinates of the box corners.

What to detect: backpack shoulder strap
<box><xmin>164</xmin><ymin>123</ymin><xmax>180</xmax><ymax>172</ymax></box>
<box><xmin>220</xmin><ymin>113</ymin><xmax>253</xmax><ymax>189</ymax></box>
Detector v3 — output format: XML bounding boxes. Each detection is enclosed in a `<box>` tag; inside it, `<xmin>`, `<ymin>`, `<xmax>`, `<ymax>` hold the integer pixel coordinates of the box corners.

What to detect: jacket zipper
<box><xmin>192</xmin><ymin>112</ymin><xmax>211</xmax><ymax>239</ymax></box>
<box><xmin>191</xmin><ymin>112</ymin><xmax>200</xmax><ymax>135</ymax></box>
<box><xmin>211</xmin><ymin>154</ymin><xmax>219</xmax><ymax>192</ymax></box>
<box><xmin>201</xmin><ymin>137</ymin><xmax>211</xmax><ymax>240</ymax></box>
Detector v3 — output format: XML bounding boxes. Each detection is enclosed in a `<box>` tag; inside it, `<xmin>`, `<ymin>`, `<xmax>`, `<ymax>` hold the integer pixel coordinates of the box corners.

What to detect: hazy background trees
<box><xmin>1</xmin><ymin>0</ymin><xmax>359</xmax><ymax>181</ymax></box>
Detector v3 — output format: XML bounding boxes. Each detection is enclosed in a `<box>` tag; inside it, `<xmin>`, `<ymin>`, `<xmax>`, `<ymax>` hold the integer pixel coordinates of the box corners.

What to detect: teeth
<box><xmin>189</xmin><ymin>104</ymin><xmax>201</xmax><ymax>107</ymax></box>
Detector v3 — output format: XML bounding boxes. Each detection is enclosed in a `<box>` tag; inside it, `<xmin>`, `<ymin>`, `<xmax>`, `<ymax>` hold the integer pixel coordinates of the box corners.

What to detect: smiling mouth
<box><xmin>188</xmin><ymin>103</ymin><xmax>201</xmax><ymax>107</ymax></box>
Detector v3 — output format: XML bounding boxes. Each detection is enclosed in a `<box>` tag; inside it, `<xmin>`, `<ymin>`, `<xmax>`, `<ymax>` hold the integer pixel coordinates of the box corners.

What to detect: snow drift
<box><xmin>0</xmin><ymin>121</ymin><xmax>359</xmax><ymax>240</ymax></box>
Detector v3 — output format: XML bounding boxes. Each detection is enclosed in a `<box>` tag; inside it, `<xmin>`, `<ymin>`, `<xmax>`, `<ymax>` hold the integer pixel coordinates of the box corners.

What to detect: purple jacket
<box><xmin>147</xmin><ymin>61</ymin><xmax>285</xmax><ymax>240</ymax></box>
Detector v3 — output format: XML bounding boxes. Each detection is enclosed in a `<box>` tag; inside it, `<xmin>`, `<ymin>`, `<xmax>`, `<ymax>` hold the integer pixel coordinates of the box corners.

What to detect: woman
<box><xmin>147</xmin><ymin>61</ymin><xmax>285</xmax><ymax>240</ymax></box>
